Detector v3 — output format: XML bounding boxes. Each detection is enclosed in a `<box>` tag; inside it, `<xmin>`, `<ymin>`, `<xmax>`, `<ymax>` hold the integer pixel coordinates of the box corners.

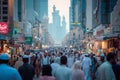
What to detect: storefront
<box><xmin>0</xmin><ymin>39</ymin><xmax>10</xmax><ymax>53</ymax></box>
<box><xmin>0</xmin><ymin>22</ymin><xmax>10</xmax><ymax>54</ymax></box>
<box><xmin>106</xmin><ymin>33</ymin><xmax>120</xmax><ymax>52</ymax></box>
<box><xmin>91</xmin><ymin>24</ymin><xmax>109</xmax><ymax>55</ymax></box>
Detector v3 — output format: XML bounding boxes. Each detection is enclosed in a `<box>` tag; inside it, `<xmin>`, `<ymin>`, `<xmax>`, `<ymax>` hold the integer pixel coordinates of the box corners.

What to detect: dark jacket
<box><xmin>18</xmin><ymin>63</ymin><xmax>35</xmax><ymax>80</ymax></box>
<box><xmin>112</xmin><ymin>64</ymin><xmax>120</xmax><ymax>80</ymax></box>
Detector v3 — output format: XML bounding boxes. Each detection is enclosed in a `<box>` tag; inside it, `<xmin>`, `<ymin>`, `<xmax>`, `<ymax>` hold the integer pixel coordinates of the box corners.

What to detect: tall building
<box><xmin>18</xmin><ymin>0</ymin><xmax>22</xmax><ymax>22</ymax></box>
<box><xmin>111</xmin><ymin>0</ymin><xmax>120</xmax><ymax>34</ymax></box>
<box><xmin>0</xmin><ymin>0</ymin><xmax>14</xmax><ymax>53</ymax></box>
<box><xmin>48</xmin><ymin>5</ymin><xmax>67</xmax><ymax>44</ymax></box>
<box><xmin>39</xmin><ymin>0</ymin><xmax>48</xmax><ymax>21</ymax></box>
<box><xmin>0</xmin><ymin>0</ymin><xmax>8</xmax><ymax>40</ymax></box>
<box><xmin>0</xmin><ymin>0</ymin><xmax>8</xmax><ymax>22</ymax></box>
<box><xmin>26</xmin><ymin>0</ymin><xmax>34</xmax><ymax>22</ymax></box>
<box><xmin>69</xmin><ymin>0</ymin><xmax>86</xmax><ymax>46</ymax></box>
<box><xmin>0</xmin><ymin>0</ymin><xmax>14</xmax><ymax>39</ymax></box>
<box><xmin>86</xmin><ymin>0</ymin><xmax>92</xmax><ymax>32</ymax></box>
<box><xmin>61</xmin><ymin>16</ymin><xmax>67</xmax><ymax>34</ymax></box>
<box><xmin>80</xmin><ymin>0</ymin><xmax>86</xmax><ymax>33</ymax></box>
<box><xmin>92</xmin><ymin>0</ymin><xmax>118</xmax><ymax>37</ymax></box>
<box><xmin>52</xmin><ymin>5</ymin><xmax>61</xmax><ymax>43</ymax></box>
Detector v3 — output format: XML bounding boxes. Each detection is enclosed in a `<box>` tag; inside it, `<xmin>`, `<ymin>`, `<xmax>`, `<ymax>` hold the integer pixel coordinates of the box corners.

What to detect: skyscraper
<box><xmin>39</xmin><ymin>0</ymin><xmax>48</xmax><ymax>21</ymax></box>
<box><xmin>48</xmin><ymin>5</ymin><xmax>67</xmax><ymax>43</ymax></box>
<box><xmin>69</xmin><ymin>0</ymin><xmax>86</xmax><ymax>44</ymax></box>
<box><xmin>0</xmin><ymin>0</ymin><xmax>8</xmax><ymax>22</ymax></box>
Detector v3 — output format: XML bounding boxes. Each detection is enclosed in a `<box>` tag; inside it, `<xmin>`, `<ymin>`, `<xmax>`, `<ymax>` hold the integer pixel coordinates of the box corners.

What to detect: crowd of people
<box><xmin>0</xmin><ymin>47</ymin><xmax>120</xmax><ymax>80</ymax></box>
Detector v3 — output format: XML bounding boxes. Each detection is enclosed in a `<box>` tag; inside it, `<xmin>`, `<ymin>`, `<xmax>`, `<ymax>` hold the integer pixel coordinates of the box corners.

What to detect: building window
<box><xmin>2</xmin><ymin>7</ymin><xmax>8</xmax><ymax>10</ymax></box>
<box><xmin>2</xmin><ymin>16</ymin><xmax>8</xmax><ymax>22</ymax></box>
<box><xmin>3</xmin><ymin>10</ymin><xmax>7</xmax><ymax>14</ymax></box>
<box><xmin>2</xmin><ymin>0</ymin><xmax>8</xmax><ymax>5</ymax></box>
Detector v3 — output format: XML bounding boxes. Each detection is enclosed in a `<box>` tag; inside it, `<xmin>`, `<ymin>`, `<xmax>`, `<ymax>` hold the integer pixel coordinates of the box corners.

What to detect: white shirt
<box><xmin>82</xmin><ymin>56</ymin><xmax>92</xmax><ymax>69</ymax></box>
<box><xmin>68</xmin><ymin>56</ymin><xmax>74</xmax><ymax>68</ymax></box>
<box><xmin>42</xmin><ymin>56</ymin><xmax>49</xmax><ymax>65</ymax></box>
<box><xmin>51</xmin><ymin>63</ymin><xmax>60</xmax><ymax>76</ymax></box>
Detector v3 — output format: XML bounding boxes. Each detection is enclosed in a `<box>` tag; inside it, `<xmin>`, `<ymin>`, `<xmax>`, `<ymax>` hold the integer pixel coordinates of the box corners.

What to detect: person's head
<box><xmin>0</xmin><ymin>53</ymin><xmax>9</xmax><ymax>64</ymax></box>
<box><xmin>58</xmin><ymin>52</ymin><xmax>63</xmax><ymax>57</ymax></box>
<box><xmin>54</xmin><ymin>57</ymin><xmax>60</xmax><ymax>64</ymax></box>
<box><xmin>100</xmin><ymin>53</ymin><xmax>105</xmax><ymax>62</ymax></box>
<box><xmin>42</xmin><ymin>65</ymin><xmax>52</xmax><ymax>76</ymax></box>
<box><xmin>107</xmin><ymin>52</ymin><xmax>115</xmax><ymax>64</ymax></box>
<box><xmin>85</xmin><ymin>54</ymin><xmax>89</xmax><ymax>57</ymax></box>
<box><xmin>22</xmin><ymin>55</ymin><xmax>29</xmax><ymax>63</ymax></box>
<box><xmin>60</xmin><ymin>56</ymin><xmax>67</xmax><ymax>65</ymax></box>
<box><xmin>72</xmin><ymin>61</ymin><xmax>82</xmax><ymax>71</ymax></box>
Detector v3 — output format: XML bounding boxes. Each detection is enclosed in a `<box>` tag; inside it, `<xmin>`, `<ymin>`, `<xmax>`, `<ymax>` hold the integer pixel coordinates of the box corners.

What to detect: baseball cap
<box><xmin>0</xmin><ymin>53</ymin><xmax>9</xmax><ymax>60</ymax></box>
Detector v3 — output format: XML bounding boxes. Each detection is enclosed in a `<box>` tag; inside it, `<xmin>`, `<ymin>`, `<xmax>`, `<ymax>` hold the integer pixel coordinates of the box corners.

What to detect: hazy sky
<box><xmin>48</xmin><ymin>0</ymin><xmax>70</xmax><ymax>32</ymax></box>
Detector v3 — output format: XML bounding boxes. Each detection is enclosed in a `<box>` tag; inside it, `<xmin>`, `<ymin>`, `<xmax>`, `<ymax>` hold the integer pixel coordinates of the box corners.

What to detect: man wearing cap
<box><xmin>18</xmin><ymin>55</ymin><xmax>35</xmax><ymax>80</ymax></box>
<box><xmin>96</xmin><ymin>52</ymin><xmax>116</xmax><ymax>80</ymax></box>
<box><xmin>0</xmin><ymin>53</ymin><xmax>22</xmax><ymax>80</ymax></box>
<box><xmin>81</xmin><ymin>54</ymin><xmax>92</xmax><ymax>80</ymax></box>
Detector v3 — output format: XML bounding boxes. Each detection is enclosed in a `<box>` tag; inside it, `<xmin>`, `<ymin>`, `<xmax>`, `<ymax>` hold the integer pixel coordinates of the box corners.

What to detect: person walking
<box><xmin>82</xmin><ymin>54</ymin><xmax>92</xmax><ymax>80</ymax></box>
<box><xmin>0</xmin><ymin>53</ymin><xmax>22</xmax><ymax>80</ymax></box>
<box><xmin>42</xmin><ymin>52</ymin><xmax>50</xmax><ymax>66</ymax></box>
<box><xmin>54</xmin><ymin>56</ymin><xmax>72</xmax><ymax>80</ymax></box>
<box><xmin>33</xmin><ymin>55</ymin><xmax>41</xmax><ymax>78</ymax></box>
<box><xmin>14</xmin><ymin>56</ymin><xmax>23</xmax><ymax>70</ymax></box>
<box><xmin>18</xmin><ymin>55</ymin><xmax>35</xmax><ymax>80</ymax></box>
<box><xmin>72</xmin><ymin>61</ymin><xmax>85</xmax><ymax>80</ymax></box>
<box><xmin>51</xmin><ymin>58</ymin><xmax>60</xmax><ymax>76</ymax></box>
<box><xmin>40</xmin><ymin>65</ymin><xmax>56</xmax><ymax>80</ymax></box>
<box><xmin>96</xmin><ymin>52</ymin><xmax>116</xmax><ymax>80</ymax></box>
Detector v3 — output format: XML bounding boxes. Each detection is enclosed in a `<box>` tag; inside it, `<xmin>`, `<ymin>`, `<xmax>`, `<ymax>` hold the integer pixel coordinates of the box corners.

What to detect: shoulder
<box><xmin>6</xmin><ymin>66</ymin><xmax>19</xmax><ymax>74</ymax></box>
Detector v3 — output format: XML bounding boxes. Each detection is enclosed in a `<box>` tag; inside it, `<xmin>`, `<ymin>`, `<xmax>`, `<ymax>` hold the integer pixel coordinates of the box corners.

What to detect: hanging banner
<box><xmin>0</xmin><ymin>22</ymin><xmax>8</xmax><ymax>34</ymax></box>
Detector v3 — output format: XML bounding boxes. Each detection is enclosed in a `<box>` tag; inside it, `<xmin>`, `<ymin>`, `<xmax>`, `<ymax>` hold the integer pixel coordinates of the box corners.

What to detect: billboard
<box><xmin>0</xmin><ymin>22</ymin><xmax>8</xmax><ymax>34</ymax></box>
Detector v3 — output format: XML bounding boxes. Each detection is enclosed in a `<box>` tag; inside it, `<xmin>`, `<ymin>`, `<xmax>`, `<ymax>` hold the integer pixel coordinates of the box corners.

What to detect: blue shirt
<box><xmin>0</xmin><ymin>64</ymin><xmax>22</xmax><ymax>80</ymax></box>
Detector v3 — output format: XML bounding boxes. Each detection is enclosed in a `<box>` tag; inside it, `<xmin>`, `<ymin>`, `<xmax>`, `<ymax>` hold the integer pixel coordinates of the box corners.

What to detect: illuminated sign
<box><xmin>0</xmin><ymin>22</ymin><xmax>8</xmax><ymax>34</ymax></box>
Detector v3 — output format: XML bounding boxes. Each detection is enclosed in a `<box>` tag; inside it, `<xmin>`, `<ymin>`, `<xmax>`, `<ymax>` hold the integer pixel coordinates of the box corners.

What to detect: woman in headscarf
<box><xmin>72</xmin><ymin>61</ymin><xmax>85</xmax><ymax>80</ymax></box>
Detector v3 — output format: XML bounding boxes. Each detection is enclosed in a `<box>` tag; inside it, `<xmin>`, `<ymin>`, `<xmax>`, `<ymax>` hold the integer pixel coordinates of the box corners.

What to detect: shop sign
<box><xmin>0</xmin><ymin>22</ymin><xmax>8</xmax><ymax>34</ymax></box>
<box><xmin>94</xmin><ymin>24</ymin><xmax>105</xmax><ymax>37</ymax></box>
<box><xmin>97</xmin><ymin>29</ymin><xmax>104</xmax><ymax>36</ymax></box>
<box><xmin>25</xmin><ymin>36</ymin><xmax>32</xmax><ymax>45</ymax></box>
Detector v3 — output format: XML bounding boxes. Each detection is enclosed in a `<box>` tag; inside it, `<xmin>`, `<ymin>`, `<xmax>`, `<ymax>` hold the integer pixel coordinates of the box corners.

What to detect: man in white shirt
<box><xmin>96</xmin><ymin>52</ymin><xmax>116</xmax><ymax>80</ymax></box>
<box><xmin>82</xmin><ymin>54</ymin><xmax>92</xmax><ymax>80</ymax></box>
<box><xmin>42</xmin><ymin>52</ymin><xmax>50</xmax><ymax>65</ymax></box>
<box><xmin>51</xmin><ymin>58</ymin><xmax>60</xmax><ymax>76</ymax></box>
<box><xmin>54</xmin><ymin>56</ymin><xmax>72</xmax><ymax>80</ymax></box>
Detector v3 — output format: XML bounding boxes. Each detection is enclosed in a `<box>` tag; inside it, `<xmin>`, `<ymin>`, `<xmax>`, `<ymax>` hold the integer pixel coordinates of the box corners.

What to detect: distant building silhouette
<box><xmin>48</xmin><ymin>5</ymin><xmax>67</xmax><ymax>43</ymax></box>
